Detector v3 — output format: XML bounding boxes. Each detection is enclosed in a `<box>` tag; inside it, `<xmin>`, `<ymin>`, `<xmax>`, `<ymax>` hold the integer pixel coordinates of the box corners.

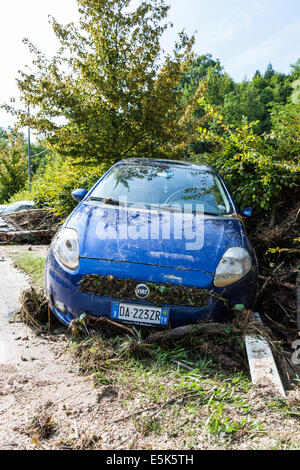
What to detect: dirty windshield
<box><xmin>89</xmin><ymin>164</ymin><xmax>233</xmax><ymax>215</ymax></box>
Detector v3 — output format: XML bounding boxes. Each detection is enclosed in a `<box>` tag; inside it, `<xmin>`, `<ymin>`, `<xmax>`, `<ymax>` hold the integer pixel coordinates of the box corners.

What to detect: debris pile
<box><xmin>80</xmin><ymin>274</ymin><xmax>224</xmax><ymax>307</ymax></box>
<box><xmin>24</xmin><ymin>412</ymin><xmax>57</xmax><ymax>440</ymax></box>
<box><xmin>14</xmin><ymin>287</ymin><xmax>55</xmax><ymax>330</ymax></box>
<box><xmin>248</xmin><ymin>194</ymin><xmax>300</xmax><ymax>346</ymax></box>
<box><xmin>0</xmin><ymin>209</ymin><xmax>60</xmax><ymax>244</ymax></box>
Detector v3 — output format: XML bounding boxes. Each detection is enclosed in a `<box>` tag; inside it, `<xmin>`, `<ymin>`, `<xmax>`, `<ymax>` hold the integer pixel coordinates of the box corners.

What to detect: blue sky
<box><xmin>1</xmin><ymin>0</ymin><xmax>299</xmax><ymax>129</ymax></box>
<box><xmin>163</xmin><ymin>0</ymin><xmax>300</xmax><ymax>80</ymax></box>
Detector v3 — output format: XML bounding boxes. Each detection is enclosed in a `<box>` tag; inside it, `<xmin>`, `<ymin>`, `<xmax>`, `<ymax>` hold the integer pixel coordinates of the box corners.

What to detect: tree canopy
<box><xmin>7</xmin><ymin>0</ymin><xmax>204</xmax><ymax>165</ymax></box>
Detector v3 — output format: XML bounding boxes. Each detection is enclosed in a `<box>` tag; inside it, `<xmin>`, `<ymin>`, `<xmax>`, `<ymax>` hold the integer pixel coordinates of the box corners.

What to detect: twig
<box><xmin>109</xmin><ymin>405</ymin><xmax>160</xmax><ymax>425</ymax></box>
<box><xmin>276</xmin><ymin>301</ymin><xmax>292</xmax><ymax>319</ymax></box>
<box><xmin>257</xmin><ymin>261</ymin><xmax>285</xmax><ymax>299</ymax></box>
<box><xmin>284</xmin><ymin>353</ymin><xmax>298</xmax><ymax>374</ymax></box>
<box><xmin>171</xmin><ymin>360</ymin><xmax>195</xmax><ymax>371</ymax></box>
<box><xmin>117</xmin><ymin>429</ymin><xmax>136</xmax><ymax>448</ymax></box>
<box><xmin>264</xmin><ymin>312</ymin><xmax>297</xmax><ymax>332</ymax></box>
<box><xmin>116</xmin><ymin>390</ymin><xmax>207</xmax><ymax>447</ymax></box>
<box><xmin>87</xmin><ymin>316</ymin><xmax>137</xmax><ymax>338</ymax></box>
<box><xmin>258</xmin><ymin>275</ymin><xmax>296</xmax><ymax>290</ymax></box>
<box><xmin>281</xmin><ymin>353</ymin><xmax>291</xmax><ymax>385</ymax></box>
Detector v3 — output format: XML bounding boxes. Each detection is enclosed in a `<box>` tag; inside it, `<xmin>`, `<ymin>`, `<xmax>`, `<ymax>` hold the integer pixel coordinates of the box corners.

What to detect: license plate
<box><xmin>111</xmin><ymin>302</ymin><xmax>169</xmax><ymax>326</ymax></box>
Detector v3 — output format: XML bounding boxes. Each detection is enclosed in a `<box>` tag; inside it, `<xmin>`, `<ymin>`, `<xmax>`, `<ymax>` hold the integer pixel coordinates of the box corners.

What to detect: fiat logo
<box><xmin>135</xmin><ymin>283</ymin><xmax>149</xmax><ymax>299</ymax></box>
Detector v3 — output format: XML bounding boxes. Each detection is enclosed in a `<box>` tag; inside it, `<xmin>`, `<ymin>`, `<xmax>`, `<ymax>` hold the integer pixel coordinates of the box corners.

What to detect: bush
<box><xmin>0</xmin><ymin>134</ymin><xmax>27</xmax><ymax>203</ymax></box>
<box><xmin>11</xmin><ymin>156</ymin><xmax>111</xmax><ymax>217</ymax></box>
<box><xmin>195</xmin><ymin>101</ymin><xmax>300</xmax><ymax>214</ymax></box>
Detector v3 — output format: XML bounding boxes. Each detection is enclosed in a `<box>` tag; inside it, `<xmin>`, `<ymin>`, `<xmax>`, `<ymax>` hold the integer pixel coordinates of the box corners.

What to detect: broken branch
<box><xmin>146</xmin><ymin>322</ymin><xmax>229</xmax><ymax>344</ymax></box>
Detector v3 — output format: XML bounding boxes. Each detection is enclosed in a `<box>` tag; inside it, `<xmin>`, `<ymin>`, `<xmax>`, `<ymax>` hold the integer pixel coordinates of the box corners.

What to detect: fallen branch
<box><xmin>146</xmin><ymin>322</ymin><xmax>229</xmax><ymax>344</ymax></box>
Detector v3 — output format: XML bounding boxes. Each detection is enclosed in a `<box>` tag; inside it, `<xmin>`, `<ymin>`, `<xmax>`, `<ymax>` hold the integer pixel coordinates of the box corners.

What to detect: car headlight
<box><xmin>53</xmin><ymin>228</ymin><xmax>79</xmax><ymax>270</ymax></box>
<box><xmin>214</xmin><ymin>247</ymin><xmax>252</xmax><ymax>287</ymax></box>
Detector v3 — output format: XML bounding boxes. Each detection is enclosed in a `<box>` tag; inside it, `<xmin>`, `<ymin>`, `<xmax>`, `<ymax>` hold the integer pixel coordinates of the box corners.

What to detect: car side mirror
<box><xmin>71</xmin><ymin>188</ymin><xmax>88</xmax><ymax>202</ymax></box>
<box><xmin>241</xmin><ymin>207</ymin><xmax>252</xmax><ymax>218</ymax></box>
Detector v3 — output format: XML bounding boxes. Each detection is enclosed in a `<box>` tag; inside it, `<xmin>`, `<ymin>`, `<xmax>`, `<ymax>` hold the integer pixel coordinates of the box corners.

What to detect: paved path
<box><xmin>0</xmin><ymin>256</ymin><xmax>99</xmax><ymax>449</ymax></box>
<box><xmin>0</xmin><ymin>259</ymin><xmax>29</xmax><ymax>365</ymax></box>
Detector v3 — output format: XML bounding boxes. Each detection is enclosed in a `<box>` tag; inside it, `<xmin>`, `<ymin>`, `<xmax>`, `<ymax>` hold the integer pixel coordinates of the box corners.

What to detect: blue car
<box><xmin>45</xmin><ymin>159</ymin><xmax>258</xmax><ymax>328</ymax></box>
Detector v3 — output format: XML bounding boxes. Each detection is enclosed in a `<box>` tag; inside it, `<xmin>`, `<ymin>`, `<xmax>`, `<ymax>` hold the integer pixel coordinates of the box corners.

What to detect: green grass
<box><xmin>14</xmin><ymin>252</ymin><xmax>45</xmax><ymax>288</ymax></box>
<box><xmin>65</xmin><ymin>322</ymin><xmax>300</xmax><ymax>449</ymax></box>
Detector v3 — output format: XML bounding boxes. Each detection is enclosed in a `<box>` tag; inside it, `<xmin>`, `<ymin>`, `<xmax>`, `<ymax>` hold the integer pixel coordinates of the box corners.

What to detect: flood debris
<box><xmin>0</xmin><ymin>209</ymin><xmax>60</xmax><ymax>244</ymax></box>
<box><xmin>24</xmin><ymin>412</ymin><xmax>57</xmax><ymax>440</ymax></box>
<box><xmin>86</xmin><ymin>315</ymin><xmax>138</xmax><ymax>338</ymax></box>
<box><xmin>5</xmin><ymin>209</ymin><xmax>60</xmax><ymax>231</ymax></box>
<box><xmin>13</xmin><ymin>287</ymin><xmax>54</xmax><ymax>330</ymax></box>
<box><xmin>146</xmin><ymin>322</ymin><xmax>231</xmax><ymax>345</ymax></box>
<box><xmin>248</xmin><ymin>195</ymin><xmax>300</xmax><ymax>352</ymax></box>
<box><xmin>69</xmin><ymin>313</ymin><xmax>138</xmax><ymax>338</ymax></box>
<box><xmin>80</xmin><ymin>274</ymin><xmax>225</xmax><ymax>307</ymax></box>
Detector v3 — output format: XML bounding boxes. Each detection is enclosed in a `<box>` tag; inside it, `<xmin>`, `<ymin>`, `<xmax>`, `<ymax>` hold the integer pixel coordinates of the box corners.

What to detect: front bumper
<box><xmin>45</xmin><ymin>250</ymin><xmax>257</xmax><ymax>328</ymax></box>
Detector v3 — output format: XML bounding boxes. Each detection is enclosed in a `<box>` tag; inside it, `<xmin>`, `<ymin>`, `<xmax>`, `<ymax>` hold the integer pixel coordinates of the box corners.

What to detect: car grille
<box><xmin>79</xmin><ymin>275</ymin><xmax>224</xmax><ymax>307</ymax></box>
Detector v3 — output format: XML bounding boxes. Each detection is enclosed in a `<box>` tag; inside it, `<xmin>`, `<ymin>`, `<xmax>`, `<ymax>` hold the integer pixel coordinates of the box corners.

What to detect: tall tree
<box><xmin>180</xmin><ymin>54</ymin><xmax>234</xmax><ymax>108</ymax></box>
<box><xmin>179</xmin><ymin>54</ymin><xmax>234</xmax><ymax>154</ymax></box>
<box><xmin>264</xmin><ymin>63</ymin><xmax>275</xmax><ymax>80</ymax></box>
<box><xmin>222</xmin><ymin>64</ymin><xmax>293</xmax><ymax>134</ymax></box>
<box><xmin>6</xmin><ymin>0</ymin><xmax>204</xmax><ymax>165</ymax></box>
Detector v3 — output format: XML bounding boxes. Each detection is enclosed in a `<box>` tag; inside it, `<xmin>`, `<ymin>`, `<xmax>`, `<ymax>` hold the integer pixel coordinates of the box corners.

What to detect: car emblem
<box><xmin>135</xmin><ymin>283</ymin><xmax>149</xmax><ymax>299</ymax></box>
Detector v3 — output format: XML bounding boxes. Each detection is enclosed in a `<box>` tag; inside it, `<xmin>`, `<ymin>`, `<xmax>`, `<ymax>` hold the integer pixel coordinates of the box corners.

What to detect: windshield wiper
<box><xmin>89</xmin><ymin>196</ymin><xmax>120</xmax><ymax>206</ymax></box>
<box><xmin>203</xmin><ymin>210</ymin><xmax>221</xmax><ymax>216</ymax></box>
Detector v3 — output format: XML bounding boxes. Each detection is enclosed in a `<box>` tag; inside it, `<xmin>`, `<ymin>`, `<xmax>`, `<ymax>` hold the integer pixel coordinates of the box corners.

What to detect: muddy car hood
<box><xmin>66</xmin><ymin>202</ymin><xmax>244</xmax><ymax>273</ymax></box>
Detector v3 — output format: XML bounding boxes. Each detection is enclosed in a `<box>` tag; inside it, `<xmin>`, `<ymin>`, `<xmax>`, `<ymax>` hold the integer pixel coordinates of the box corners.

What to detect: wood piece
<box><xmin>146</xmin><ymin>322</ymin><xmax>228</xmax><ymax>344</ymax></box>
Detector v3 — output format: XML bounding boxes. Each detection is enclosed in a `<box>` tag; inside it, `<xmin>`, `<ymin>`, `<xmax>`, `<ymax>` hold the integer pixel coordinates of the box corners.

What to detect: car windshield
<box><xmin>89</xmin><ymin>164</ymin><xmax>233</xmax><ymax>215</ymax></box>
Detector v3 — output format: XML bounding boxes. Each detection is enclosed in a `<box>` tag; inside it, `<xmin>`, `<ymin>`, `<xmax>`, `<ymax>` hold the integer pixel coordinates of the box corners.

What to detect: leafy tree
<box><xmin>223</xmin><ymin>82</ymin><xmax>268</xmax><ymax>134</ymax></box>
<box><xmin>179</xmin><ymin>54</ymin><xmax>234</xmax><ymax>154</ymax></box>
<box><xmin>23</xmin><ymin>141</ymin><xmax>51</xmax><ymax>174</ymax></box>
<box><xmin>6</xmin><ymin>0</ymin><xmax>203</xmax><ymax>165</ymax></box>
<box><xmin>180</xmin><ymin>54</ymin><xmax>233</xmax><ymax>106</ymax></box>
<box><xmin>222</xmin><ymin>65</ymin><xmax>293</xmax><ymax>135</ymax></box>
<box><xmin>264</xmin><ymin>63</ymin><xmax>275</xmax><ymax>80</ymax></box>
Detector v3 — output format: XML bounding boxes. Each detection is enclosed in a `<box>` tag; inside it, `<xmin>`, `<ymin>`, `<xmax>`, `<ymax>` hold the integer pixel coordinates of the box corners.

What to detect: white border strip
<box><xmin>245</xmin><ymin>313</ymin><xmax>286</xmax><ymax>398</ymax></box>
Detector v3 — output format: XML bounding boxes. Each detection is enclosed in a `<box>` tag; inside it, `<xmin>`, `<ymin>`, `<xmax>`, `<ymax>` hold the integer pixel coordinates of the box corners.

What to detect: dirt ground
<box><xmin>0</xmin><ymin>244</ymin><xmax>49</xmax><ymax>260</ymax></box>
<box><xmin>0</xmin><ymin>246</ymin><xmax>299</xmax><ymax>450</ymax></box>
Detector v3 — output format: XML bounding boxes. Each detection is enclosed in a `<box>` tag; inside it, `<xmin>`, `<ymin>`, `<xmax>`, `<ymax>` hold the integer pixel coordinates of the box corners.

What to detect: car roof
<box><xmin>10</xmin><ymin>200</ymin><xmax>34</xmax><ymax>205</ymax></box>
<box><xmin>117</xmin><ymin>158</ymin><xmax>217</xmax><ymax>173</ymax></box>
